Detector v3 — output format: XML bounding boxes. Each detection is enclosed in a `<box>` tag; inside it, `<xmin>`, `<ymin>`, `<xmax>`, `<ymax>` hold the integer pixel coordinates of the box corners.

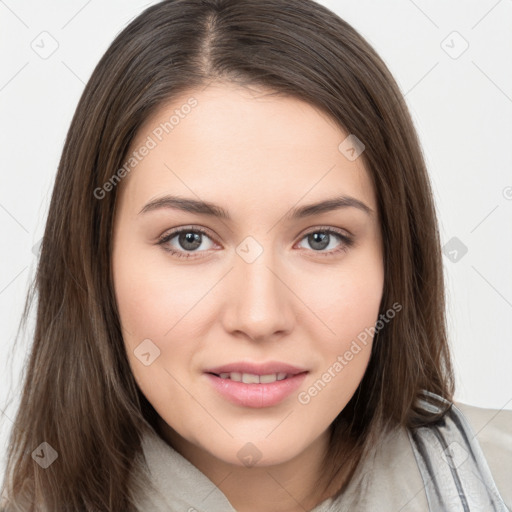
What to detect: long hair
<box><xmin>1</xmin><ymin>0</ymin><xmax>454</xmax><ymax>509</ymax></box>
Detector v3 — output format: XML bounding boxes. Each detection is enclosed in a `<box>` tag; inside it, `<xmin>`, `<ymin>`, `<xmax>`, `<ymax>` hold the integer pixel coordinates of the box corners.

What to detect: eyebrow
<box><xmin>138</xmin><ymin>194</ymin><xmax>373</xmax><ymax>219</ymax></box>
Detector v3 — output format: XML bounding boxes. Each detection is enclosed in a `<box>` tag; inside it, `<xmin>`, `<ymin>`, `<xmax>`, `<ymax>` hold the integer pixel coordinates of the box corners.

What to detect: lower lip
<box><xmin>205</xmin><ymin>372</ymin><xmax>308</xmax><ymax>408</ymax></box>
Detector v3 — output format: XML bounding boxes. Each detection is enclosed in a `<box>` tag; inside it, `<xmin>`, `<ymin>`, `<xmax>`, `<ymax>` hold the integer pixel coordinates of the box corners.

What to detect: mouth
<box><xmin>203</xmin><ymin>362</ymin><xmax>309</xmax><ymax>408</ymax></box>
<box><xmin>204</xmin><ymin>361</ymin><xmax>308</xmax><ymax>378</ymax></box>
<box><xmin>206</xmin><ymin>371</ymin><xmax>305</xmax><ymax>384</ymax></box>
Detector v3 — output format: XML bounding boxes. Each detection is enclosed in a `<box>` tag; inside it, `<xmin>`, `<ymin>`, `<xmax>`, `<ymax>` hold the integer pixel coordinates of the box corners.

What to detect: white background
<box><xmin>1</xmin><ymin>0</ymin><xmax>511</xmax><ymax>481</ymax></box>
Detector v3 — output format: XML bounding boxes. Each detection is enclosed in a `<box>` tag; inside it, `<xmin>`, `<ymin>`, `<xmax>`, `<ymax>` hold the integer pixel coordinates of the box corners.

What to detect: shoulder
<box><xmin>453</xmin><ymin>401</ymin><xmax>512</xmax><ymax>509</ymax></box>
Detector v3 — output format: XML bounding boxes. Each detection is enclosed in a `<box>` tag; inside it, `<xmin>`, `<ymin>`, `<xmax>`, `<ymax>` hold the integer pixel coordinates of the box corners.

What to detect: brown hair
<box><xmin>1</xmin><ymin>0</ymin><xmax>454</xmax><ymax>509</ymax></box>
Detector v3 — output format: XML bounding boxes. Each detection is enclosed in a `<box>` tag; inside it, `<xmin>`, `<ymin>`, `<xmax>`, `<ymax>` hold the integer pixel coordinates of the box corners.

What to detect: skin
<box><xmin>112</xmin><ymin>82</ymin><xmax>384</xmax><ymax>512</ymax></box>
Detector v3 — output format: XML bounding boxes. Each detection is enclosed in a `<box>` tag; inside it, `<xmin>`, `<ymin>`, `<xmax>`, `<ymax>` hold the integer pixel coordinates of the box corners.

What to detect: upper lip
<box><xmin>205</xmin><ymin>361</ymin><xmax>309</xmax><ymax>376</ymax></box>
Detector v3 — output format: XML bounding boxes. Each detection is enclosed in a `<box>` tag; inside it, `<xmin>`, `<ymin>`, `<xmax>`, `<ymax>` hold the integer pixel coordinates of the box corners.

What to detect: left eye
<box><xmin>296</xmin><ymin>228</ymin><xmax>354</xmax><ymax>256</ymax></box>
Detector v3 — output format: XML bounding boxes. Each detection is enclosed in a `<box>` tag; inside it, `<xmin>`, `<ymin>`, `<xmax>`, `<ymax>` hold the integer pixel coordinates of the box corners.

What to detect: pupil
<box><xmin>309</xmin><ymin>232</ymin><xmax>329</xmax><ymax>250</ymax></box>
<box><xmin>180</xmin><ymin>232</ymin><xmax>201</xmax><ymax>250</ymax></box>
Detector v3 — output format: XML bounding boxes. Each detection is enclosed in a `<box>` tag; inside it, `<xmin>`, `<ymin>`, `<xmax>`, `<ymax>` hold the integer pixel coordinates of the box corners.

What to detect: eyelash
<box><xmin>156</xmin><ymin>225</ymin><xmax>354</xmax><ymax>259</ymax></box>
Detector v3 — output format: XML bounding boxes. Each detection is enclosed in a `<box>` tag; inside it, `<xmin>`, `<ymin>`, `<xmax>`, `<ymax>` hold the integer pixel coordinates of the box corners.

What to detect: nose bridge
<box><xmin>226</xmin><ymin>235</ymin><xmax>292</xmax><ymax>340</ymax></box>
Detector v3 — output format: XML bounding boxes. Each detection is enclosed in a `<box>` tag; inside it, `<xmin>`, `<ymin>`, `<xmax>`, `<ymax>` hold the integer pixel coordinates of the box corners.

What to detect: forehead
<box><xmin>118</xmin><ymin>83</ymin><xmax>377</xmax><ymax>219</ymax></box>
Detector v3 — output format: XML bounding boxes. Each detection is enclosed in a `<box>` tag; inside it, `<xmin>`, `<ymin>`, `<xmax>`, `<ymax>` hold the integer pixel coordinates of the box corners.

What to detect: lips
<box><xmin>205</xmin><ymin>371</ymin><xmax>308</xmax><ymax>408</ymax></box>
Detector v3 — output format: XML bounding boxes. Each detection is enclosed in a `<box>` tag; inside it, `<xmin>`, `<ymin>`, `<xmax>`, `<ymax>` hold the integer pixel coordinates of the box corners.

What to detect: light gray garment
<box><xmin>131</xmin><ymin>398</ymin><xmax>512</xmax><ymax>511</ymax></box>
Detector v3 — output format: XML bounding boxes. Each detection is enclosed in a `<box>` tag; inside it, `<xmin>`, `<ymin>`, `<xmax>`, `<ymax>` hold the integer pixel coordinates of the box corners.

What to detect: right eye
<box><xmin>157</xmin><ymin>226</ymin><xmax>219</xmax><ymax>259</ymax></box>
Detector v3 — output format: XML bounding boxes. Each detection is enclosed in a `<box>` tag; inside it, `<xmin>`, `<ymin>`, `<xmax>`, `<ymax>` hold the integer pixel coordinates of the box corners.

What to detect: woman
<box><xmin>1</xmin><ymin>0</ymin><xmax>510</xmax><ymax>510</ymax></box>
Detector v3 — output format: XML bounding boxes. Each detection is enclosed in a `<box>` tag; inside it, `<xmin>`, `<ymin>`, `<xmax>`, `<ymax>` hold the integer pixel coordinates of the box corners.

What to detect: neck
<box><xmin>155</xmin><ymin>417</ymin><xmax>347</xmax><ymax>512</ymax></box>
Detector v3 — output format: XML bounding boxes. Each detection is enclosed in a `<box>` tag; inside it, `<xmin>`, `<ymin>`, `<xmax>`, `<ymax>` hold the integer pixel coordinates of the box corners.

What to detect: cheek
<box><xmin>113</xmin><ymin>245</ymin><xmax>206</xmax><ymax>340</ymax></box>
<box><xmin>296</xmin><ymin>255</ymin><xmax>383</xmax><ymax>411</ymax></box>
<box><xmin>298</xmin><ymin>349</ymin><xmax>371</xmax><ymax>426</ymax></box>
<box><xmin>297</xmin><ymin>290</ymin><xmax>377</xmax><ymax>421</ymax></box>
<box><xmin>301</xmin><ymin>252</ymin><xmax>384</xmax><ymax>344</ymax></box>
<box><xmin>112</xmin><ymin>242</ymin><xmax>215</xmax><ymax>384</ymax></box>
<box><xmin>112</xmin><ymin>250</ymin><xmax>199</xmax><ymax>415</ymax></box>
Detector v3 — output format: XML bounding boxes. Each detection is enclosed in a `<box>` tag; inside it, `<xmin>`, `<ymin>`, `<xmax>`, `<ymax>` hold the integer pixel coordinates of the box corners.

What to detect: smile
<box><xmin>213</xmin><ymin>372</ymin><xmax>290</xmax><ymax>383</ymax></box>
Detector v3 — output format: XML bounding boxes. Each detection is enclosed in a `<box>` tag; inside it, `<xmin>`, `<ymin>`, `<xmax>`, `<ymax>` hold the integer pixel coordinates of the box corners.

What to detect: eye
<box><xmin>157</xmin><ymin>226</ymin><xmax>218</xmax><ymax>259</ymax></box>
<box><xmin>157</xmin><ymin>225</ymin><xmax>354</xmax><ymax>260</ymax></box>
<box><xmin>296</xmin><ymin>227</ymin><xmax>354</xmax><ymax>256</ymax></box>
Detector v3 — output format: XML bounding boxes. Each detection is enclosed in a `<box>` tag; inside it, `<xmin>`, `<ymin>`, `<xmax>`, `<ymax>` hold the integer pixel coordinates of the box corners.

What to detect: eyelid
<box><xmin>299</xmin><ymin>225</ymin><xmax>352</xmax><ymax>239</ymax></box>
<box><xmin>158</xmin><ymin>224</ymin><xmax>215</xmax><ymax>239</ymax></box>
<box><xmin>157</xmin><ymin>224</ymin><xmax>352</xmax><ymax>243</ymax></box>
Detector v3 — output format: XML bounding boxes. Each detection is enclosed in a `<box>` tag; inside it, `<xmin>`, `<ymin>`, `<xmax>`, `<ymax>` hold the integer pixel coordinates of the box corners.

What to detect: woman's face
<box><xmin>112</xmin><ymin>83</ymin><xmax>384</xmax><ymax>470</ymax></box>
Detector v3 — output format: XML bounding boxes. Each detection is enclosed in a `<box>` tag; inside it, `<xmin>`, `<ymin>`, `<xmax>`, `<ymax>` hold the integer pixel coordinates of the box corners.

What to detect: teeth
<box><xmin>242</xmin><ymin>373</ymin><xmax>260</xmax><ymax>384</ymax></box>
<box><xmin>217</xmin><ymin>372</ymin><xmax>290</xmax><ymax>383</ymax></box>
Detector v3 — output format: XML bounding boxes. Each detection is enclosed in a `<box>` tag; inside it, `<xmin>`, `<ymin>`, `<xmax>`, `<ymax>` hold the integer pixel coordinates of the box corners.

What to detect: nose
<box><xmin>222</xmin><ymin>246</ymin><xmax>294</xmax><ymax>342</ymax></box>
